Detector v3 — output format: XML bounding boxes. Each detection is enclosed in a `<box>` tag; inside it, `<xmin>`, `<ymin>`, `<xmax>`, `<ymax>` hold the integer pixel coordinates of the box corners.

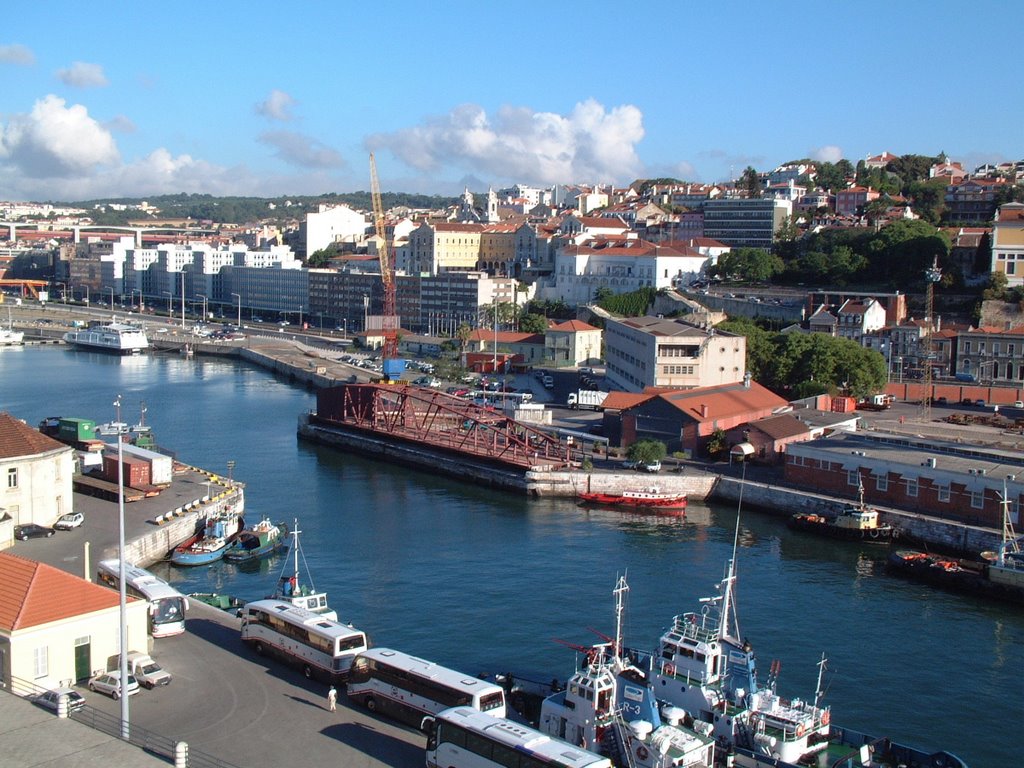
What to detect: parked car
<box><xmin>54</xmin><ymin>512</ymin><xmax>84</xmax><ymax>530</ymax></box>
<box><xmin>14</xmin><ymin>523</ymin><xmax>55</xmax><ymax>540</ymax></box>
<box><xmin>88</xmin><ymin>670</ymin><xmax>140</xmax><ymax>700</ymax></box>
<box><xmin>975</xmin><ymin>399</ymin><xmax>986</xmax><ymax>407</ymax></box>
<box><xmin>34</xmin><ymin>687</ymin><xmax>86</xmax><ymax>713</ymax></box>
<box><xmin>1015</xmin><ymin>400</ymin><xmax>1024</xmax><ymax>409</ymax></box>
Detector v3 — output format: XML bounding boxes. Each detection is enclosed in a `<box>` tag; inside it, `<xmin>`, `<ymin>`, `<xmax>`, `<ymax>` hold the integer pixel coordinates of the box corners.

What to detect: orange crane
<box><xmin>369</xmin><ymin>153</ymin><xmax>405</xmax><ymax>382</ymax></box>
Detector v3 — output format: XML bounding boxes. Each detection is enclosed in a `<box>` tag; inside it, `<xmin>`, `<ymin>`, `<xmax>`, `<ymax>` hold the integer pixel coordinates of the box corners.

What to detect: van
<box><xmin>542</xmin><ymin>375</ymin><xmax>554</xmax><ymax>389</ymax></box>
<box><xmin>127</xmin><ymin>651</ymin><xmax>172</xmax><ymax>688</ymax></box>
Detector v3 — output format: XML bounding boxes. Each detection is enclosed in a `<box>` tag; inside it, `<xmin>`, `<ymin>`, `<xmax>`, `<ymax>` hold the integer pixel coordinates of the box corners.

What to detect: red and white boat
<box><xmin>577</xmin><ymin>486</ymin><xmax>687</xmax><ymax>515</ymax></box>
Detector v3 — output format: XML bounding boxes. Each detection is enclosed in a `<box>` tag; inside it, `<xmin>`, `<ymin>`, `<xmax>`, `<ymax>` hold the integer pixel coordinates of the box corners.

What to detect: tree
<box><xmin>704</xmin><ymin>429</ymin><xmax>727</xmax><ymax>459</ymax></box>
<box><xmin>717</xmin><ymin>248</ymin><xmax>784</xmax><ymax>283</ymax></box>
<box><xmin>627</xmin><ymin>439</ymin><xmax>667</xmax><ymax>465</ymax></box>
<box><xmin>307</xmin><ymin>248</ymin><xmax>333</xmax><ymax>268</ymax></box>
<box><xmin>907</xmin><ymin>178</ymin><xmax>947</xmax><ymax>223</ymax></box>
<box><xmin>717</xmin><ymin>317</ymin><xmax>774</xmax><ymax>381</ymax></box>
<box><xmin>740</xmin><ymin>166</ymin><xmax>761</xmax><ymax>198</ymax></box>
<box><xmin>455</xmin><ymin>322</ymin><xmax>473</xmax><ymax>351</ymax></box>
<box><xmin>519</xmin><ymin>313</ymin><xmax>548</xmax><ymax>334</ymax></box>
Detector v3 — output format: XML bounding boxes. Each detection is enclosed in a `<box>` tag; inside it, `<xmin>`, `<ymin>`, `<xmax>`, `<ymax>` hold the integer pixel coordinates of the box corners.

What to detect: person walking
<box><xmin>327</xmin><ymin>685</ymin><xmax>337</xmax><ymax>712</ymax></box>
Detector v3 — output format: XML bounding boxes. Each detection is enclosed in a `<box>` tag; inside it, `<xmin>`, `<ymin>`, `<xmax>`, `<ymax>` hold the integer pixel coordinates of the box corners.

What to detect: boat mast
<box><xmin>613</xmin><ymin>574</ymin><xmax>628</xmax><ymax>661</ymax></box>
<box><xmin>998</xmin><ymin>480</ymin><xmax>1020</xmax><ymax>565</ymax></box>
<box><xmin>814</xmin><ymin>652</ymin><xmax>828</xmax><ymax>709</ymax></box>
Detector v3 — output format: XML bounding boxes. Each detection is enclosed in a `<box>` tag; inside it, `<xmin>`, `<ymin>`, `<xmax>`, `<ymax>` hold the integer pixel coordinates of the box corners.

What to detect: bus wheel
<box><xmin>303</xmin><ymin>665</ymin><xmax>313</xmax><ymax>679</ymax></box>
<box><xmin>254</xmin><ymin>642</ymin><xmax>265</xmax><ymax>656</ymax></box>
<box><xmin>366</xmin><ymin>697</ymin><xmax>377</xmax><ymax>712</ymax></box>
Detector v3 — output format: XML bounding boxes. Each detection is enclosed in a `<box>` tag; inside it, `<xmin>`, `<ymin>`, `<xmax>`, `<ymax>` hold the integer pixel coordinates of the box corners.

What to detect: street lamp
<box><xmin>130</xmin><ymin>289</ymin><xmax>142</xmax><ymax>313</ymax></box>
<box><xmin>55</xmin><ymin>282</ymin><xmax>67</xmax><ymax>304</ymax></box>
<box><xmin>363</xmin><ymin>294</ymin><xmax>369</xmax><ymax>332</ymax></box>
<box><xmin>113</xmin><ymin>394</ymin><xmax>130</xmax><ymax>738</ymax></box>
<box><xmin>162</xmin><ymin>290</ymin><xmax>172</xmax><ymax>317</ymax></box>
<box><xmin>180</xmin><ymin>270</ymin><xmax>186</xmax><ymax>330</ymax></box>
<box><xmin>231</xmin><ymin>293</ymin><xmax>241</xmax><ymax>328</ymax></box>
<box><xmin>107</xmin><ymin>286</ymin><xmax>115</xmax><ymax>309</ymax></box>
<box><xmin>79</xmin><ymin>285</ymin><xmax>89</xmax><ymax>306</ymax></box>
<box><xmin>197</xmin><ymin>294</ymin><xmax>208</xmax><ymax>322</ymax></box>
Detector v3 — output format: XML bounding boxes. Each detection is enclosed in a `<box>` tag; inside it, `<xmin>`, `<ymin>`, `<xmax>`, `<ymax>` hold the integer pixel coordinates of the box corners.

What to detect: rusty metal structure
<box><xmin>312</xmin><ymin>383</ymin><xmax>579</xmax><ymax>470</ymax></box>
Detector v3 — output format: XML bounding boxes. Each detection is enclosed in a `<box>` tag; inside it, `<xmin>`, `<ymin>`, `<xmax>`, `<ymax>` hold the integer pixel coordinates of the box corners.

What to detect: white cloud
<box><xmin>105</xmin><ymin>115</ymin><xmax>137</xmax><ymax>134</ymax></box>
<box><xmin>367</xmin><ymin>99</ymin><xmax>645</xmax><ymax>186</ymax></box>
<box><xmin>0</xmin><ymin>43</ymin><xmax>35</xmax><ymax>66</ymax></box>
<box><xmin>810</xmin><ymin>145</ymin><xmax>843</xmax><ymax>164</ymax></box>
<box><xmin>256</xmin><ymin>90</ymin><xmax>296</xmax><ymax>121</ymax></box>
<box><xmin>259</xmin><ymin>130</ymin><xmax>344</xmax><ymax>169</ymax></box>
<box><xmin>0</xmin><ymin>95</ymin><xmax>119</xmax><ymax>177</ymax></box>
<box><xmin>56</xmin><ymin>62</ymin><xmax>109</xmax><ymax>88</ymax></box>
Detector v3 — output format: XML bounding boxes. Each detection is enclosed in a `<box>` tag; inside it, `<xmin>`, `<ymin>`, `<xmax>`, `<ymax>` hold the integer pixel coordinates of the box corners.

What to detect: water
<box><xmin>1</xmin><ymin>345</ymin><xmax>1019</xmax><ymax>767</ymax></box>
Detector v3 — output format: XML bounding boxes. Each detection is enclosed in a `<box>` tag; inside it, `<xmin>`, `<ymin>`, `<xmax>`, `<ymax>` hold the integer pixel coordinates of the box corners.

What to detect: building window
<box><xmin>907</xmin><ymin>479</ymin><xmax>918</xmax><ymax>497</ymax></box>
<box><xmin>971</xmin><ymin>490</ymin><xmax>985</xmax><ymax>509</ymax></box>
<box><xmin>33</xmin><ymin>646</ymin><xmax>48</xmax><ymax>678</ymax></box>
<box><xmin>876</xmin><ymin>475</ymin><xmax>889</xmax><ymax>492</ymax></box>
<box><xmin>6</xmin><ymin>467</ymin><xmax>16</xmax><ymax>489</ymax></box>
<box><xmin>848</xmin><ymin>470</ymin><xmax>859</xmax><ymax>486</ymax></box>
<box><xmin>937</xmin><ymin>485</ymin><xmax>950</xmax><ymax>503</ymax></box>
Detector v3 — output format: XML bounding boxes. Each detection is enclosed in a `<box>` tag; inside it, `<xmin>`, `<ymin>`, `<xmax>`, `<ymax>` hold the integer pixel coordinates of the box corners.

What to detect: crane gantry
<box><xmin>369</xmin><ymin>153</ymin><xmax>405</xmax><ymax>382</ymax></box>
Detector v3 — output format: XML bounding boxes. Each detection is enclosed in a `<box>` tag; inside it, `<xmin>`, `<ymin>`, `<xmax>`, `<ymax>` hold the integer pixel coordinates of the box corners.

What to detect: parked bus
<box><xmin>240</xmin><ymin>599</ymin><xmax>368</xmax><ymax>683</ymax></box>
<box><xmin>96</xmin><ymin>559</ymin><xmax>189</xmax><ymax>638</ymax></box>
<box><xmin>347</xmin><ymin>647</ymin><xmax>505</xmax><ymax>727</ymax></box>
<box><xmin>424</xmin><ymin>707</ymin><xmax>612</xmax><ymax>768</ymax></box>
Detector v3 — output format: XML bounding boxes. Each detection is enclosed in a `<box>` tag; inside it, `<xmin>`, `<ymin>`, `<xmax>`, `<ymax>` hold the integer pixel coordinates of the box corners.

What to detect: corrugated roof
<box><xmin>748</xmin><ymin>414</ymin><xmax>810</xmax><ymax>440</ymax></box>
<box><xmin>0</xmin><ymin>411</ymin><xmax>67</xmax><ymax>460</ymax></box>
<box><xmin>0</xmin><ymin>552</ymin><xmax>134</xmax><ymax>632</ymax></box>
<box><xmin>656</xmin><ymin>381</ymin><xmax>788</xmax><ymax>422</ymax></box>
<box><xmin>601</xmin><ymin>392</ymin><xmax>655</xmax><ymax>410</ymax></box>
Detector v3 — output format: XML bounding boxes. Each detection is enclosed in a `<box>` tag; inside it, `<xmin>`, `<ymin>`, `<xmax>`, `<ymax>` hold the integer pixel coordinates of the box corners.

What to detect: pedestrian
<box><xmin>327</xmin><ymin>685</ymin><xmax>337</xmax><ymax>712</ymax></box>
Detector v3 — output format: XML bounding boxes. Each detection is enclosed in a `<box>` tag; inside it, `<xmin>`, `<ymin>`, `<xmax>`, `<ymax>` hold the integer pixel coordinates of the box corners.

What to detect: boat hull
<box><xmin>577</xmin><ymin>492</ymin><xmax>687</xmax><ymax>516</ymax></box>
<box><xmin>788</xmin><ymin>515</ymin><xmax>895</xmax><ymax>543</ymax></box>
<box><xmin>886</xmin><ymin>549</ymin><xmax>1024</xmax><ymax>604</ymax></box>
<box><xmin>170</xmin><ymin>544</ymin><xmax>230</xmax><ymax>566</ymax></box>
<box><xmin>223</xmin><ymin>521</ymin><xmax>289</xmax><ymax>563</ymax></box>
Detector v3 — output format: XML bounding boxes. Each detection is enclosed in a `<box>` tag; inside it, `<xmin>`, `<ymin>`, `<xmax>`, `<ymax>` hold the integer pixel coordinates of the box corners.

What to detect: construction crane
<box><xmin>919</xmin><ymin>256</ymin><xmax>942</xmax><ymax>422</ymax></box>
<box><xmin>369</xmin><ymin>153</ymin><xmax>405</xmax><ymax>382</ymax></box>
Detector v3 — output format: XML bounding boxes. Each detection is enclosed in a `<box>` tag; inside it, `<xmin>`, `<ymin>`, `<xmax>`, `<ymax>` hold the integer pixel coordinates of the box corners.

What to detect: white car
<box><xmin>35</xmin><ymin>687</ymin><xmax>85</xmax><ymax>713</ymax></box>
<box><xmin>88</xmin><ymin>670</ymin><xmax>140</xmax><ymax>700</ymax></box>
<box><xmin>54</xmin><ymin>512</ymin><xmax>84</xmax><ymax>530</ymax></box>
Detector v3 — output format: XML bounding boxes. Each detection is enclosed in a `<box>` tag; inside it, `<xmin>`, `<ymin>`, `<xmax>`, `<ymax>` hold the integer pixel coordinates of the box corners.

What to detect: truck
<box><xmin>856</xmin><ymin>393</ymin><xmax>894</xmax><ymax>411</ymax></box>
<box><xmin>567</xmin><ymin>390</ymin><xmax>608</xmax><ymax>410</ymax></box>
<box><xmin>127</xmin><ymin>651</ymin><xmax>172</xmax><ymax>688</ymax></box>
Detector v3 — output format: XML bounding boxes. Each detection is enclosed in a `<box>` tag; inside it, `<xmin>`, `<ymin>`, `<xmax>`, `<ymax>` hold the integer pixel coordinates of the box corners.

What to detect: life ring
<box><xmin>795</xmin><ymin>724</ymin><xmax>806</xmax><ymax>738</ymax></box>
<box><xmin>636</xmin><ymin>745</ymin><xmax>649</xmax><ymax>762</ymax></box>
<box><xmin>664</xmin><ymin>663</ymin><xmax>676</xmax><ymax>677</ymax></box>
<box><xmin>869</xmin><ymin>529</ymin><xmax>880</xmax><ymax>539</ymax></box>
<box><xmin>821</xmin><ymin>710</ymin><xmax>830</xmax><ymax>726</ymax></box>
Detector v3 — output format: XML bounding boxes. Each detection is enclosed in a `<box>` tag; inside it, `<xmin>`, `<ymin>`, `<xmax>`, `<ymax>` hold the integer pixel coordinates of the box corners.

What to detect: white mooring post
<box><xmin>175</xmin><ymin>741</ymin><xmax>188</xmax><ymax>768</ymax></box>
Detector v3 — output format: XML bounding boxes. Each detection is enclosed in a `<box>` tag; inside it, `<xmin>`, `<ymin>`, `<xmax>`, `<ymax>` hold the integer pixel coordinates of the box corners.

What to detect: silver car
<box><xmin>35</xmin><ymin>687</ymin><xmax>86</xmax><ymax>712</ymax></box>
<box><xmin>88</xmin><ymin>671</ymin><xmax>140</xmax><ymax>700</ymax></box>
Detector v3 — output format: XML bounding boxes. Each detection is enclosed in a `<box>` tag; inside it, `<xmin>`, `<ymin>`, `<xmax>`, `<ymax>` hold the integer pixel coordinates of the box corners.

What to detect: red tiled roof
<box><xmin>467</xmin><ymin>330</ymin><xmax>543</xmax><ymax>344</ymax></box>
<box><xmin>0</xmin><ymin>552</ymin><xmax>137</xmax><ymax>632</ymax></box>
<box><xmin>655</xmin><ymin>381</ymin><xmax>788</xmax><ymax>422</ymax></box>
<box><xmin>548</xmin><ymin>320</ymin><xmax>599</xmax><ymax>332</ymax></box>
<box><xmin>600</xmin><ymin>392</ymin><xmax>655</xmax><ymax>410</ymax></box>
<box><xmin>0</xmin><ymin>412</ymin><xmax>67</xmax><ymax>460</ymax></box>
<box><xmin>748</xmin><ymin>414</ymin><xmax>810</xmax><ymax>440</ymax></box>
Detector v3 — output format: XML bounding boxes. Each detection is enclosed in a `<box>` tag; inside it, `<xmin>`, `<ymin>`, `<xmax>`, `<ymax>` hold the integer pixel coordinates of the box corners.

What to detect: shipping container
<box><xmin>58</xmin><ymin>417</ymin><xmax>97</xmax><ymax>443</ymax></box>
<box><xmin>830</xmin><ymin>396</ymin><xmax>857</xmax><ymax>413</ymax></box>
<box><xmin>101</xmin><ymin>452</ymin><xmax>151</xmax><ymax>487</ymax></box>
<box><xmin>119</xmin><ymin>443</ymin><xmax>174</xmax><ymax>485</ymax></box>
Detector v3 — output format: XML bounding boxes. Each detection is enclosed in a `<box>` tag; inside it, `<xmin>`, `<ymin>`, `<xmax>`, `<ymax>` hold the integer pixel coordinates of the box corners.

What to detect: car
<box><xmin>1015</xmin><ymin>401</ymin><xmax>1024</xmax><ymax>409</ymax></box>
<box><xmin>88</xmin><ymin>670</ymin><xmax>140</xmax><ymax>700</ymax></box>
<box><xmin>34</xmin><ymin>687</ymin><xmax>86</xmax><ymax>713</ymax></box>
<box><xmin>542</xmin><ymin>376</ymin><xmax>554</xmax><ymax>389</ymax></box>
<box><xmin>961</xmin><ymin>397</ymin><xmax>974</xmax><ymax>406</ymax></box>
<box><xmin>935</xmin><ymin>396</ymin><xmax>948</xmax><ymax>405</ymax></box>
<box><xmin>53</xmin><ymin>512</ymin><xmax>84</xmax><ymax>530</ymax></box>
<box><xmin>14</xmin><ymin>523</ymin><xmax>55</xmax><ymax>540</ymax></box>
<box><xmin>975</xmin><ymin>399</ymin><xmax>986</xmax><ymax>407</ymax></box>
<box><xmin>638</xmin><ymin>461</ymin><xmax>662</xmax><ymax>473</ymax></box>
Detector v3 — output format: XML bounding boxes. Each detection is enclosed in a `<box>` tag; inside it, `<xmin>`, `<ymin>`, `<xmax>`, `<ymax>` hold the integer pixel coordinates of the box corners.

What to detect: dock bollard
<box><xmin>175</xmin><ymin>741</ymin><xmax>188</xmax><ymax>768</ymax></box>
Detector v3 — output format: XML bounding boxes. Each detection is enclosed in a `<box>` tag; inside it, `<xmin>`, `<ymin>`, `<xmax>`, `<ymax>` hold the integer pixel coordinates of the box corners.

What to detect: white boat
<box><xmin>0</xmin><ymin>309</ymin><xmax>23</xmax><ymax>346</ymax></box>
<box><xmin>267</xmin><ymin>520</ymin><xmax>337</xmax><ymax>620</ymax></box>
<box><xmin>63</xmin><ymin>321</ymin><xmax>149</xmax><ymax>355</ymax></box>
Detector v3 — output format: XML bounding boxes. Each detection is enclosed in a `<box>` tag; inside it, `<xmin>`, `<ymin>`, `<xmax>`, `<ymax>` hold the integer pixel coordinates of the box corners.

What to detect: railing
<box><xmin>2</xmin><ymin>674</ymin><xmax>242</xmax><ymax>768</ymax></box>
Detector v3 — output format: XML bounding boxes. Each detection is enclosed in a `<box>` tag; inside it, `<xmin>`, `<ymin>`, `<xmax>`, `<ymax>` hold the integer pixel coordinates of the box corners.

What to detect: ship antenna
<box><xmin>613</xmin><ymin>574</ymin><xmax>628</xmax><ymax>661</ymax></box>
<box><xmin>814</xmin><ymin>652</ymin><xmax>828</xmax><ymax>709</ymax></box>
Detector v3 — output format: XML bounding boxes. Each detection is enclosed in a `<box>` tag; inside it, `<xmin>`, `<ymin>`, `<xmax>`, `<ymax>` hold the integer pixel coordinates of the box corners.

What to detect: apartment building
<box><xmin>702</xmin><ymin>198</ymin><xmax>792</xmax><ymax>251</ymax></box>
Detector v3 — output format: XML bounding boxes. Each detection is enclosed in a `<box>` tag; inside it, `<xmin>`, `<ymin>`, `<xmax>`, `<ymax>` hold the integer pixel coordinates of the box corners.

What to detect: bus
<box><xmin>240</xmin><ymin>599</ymin><xmax>368</xmax><ymax>683</ymax></box>
<box><xmin>424</xmin><ymin>707</ymin><xmax>612</xmax><ymax>768</ymax></box>
<box><xmin>96</xmin><ymin>559</ymin><xmax>189</xmax><ymax>638</ymax></box>
<box><xmin>347</xmin><ymin>647</ymin><xmax>506</xmax><ymax>727</ymax></box>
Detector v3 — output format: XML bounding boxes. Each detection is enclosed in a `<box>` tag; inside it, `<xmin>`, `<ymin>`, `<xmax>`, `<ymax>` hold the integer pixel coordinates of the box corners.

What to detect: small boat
<box><xmin>577</xmin><ymin>486</ymin><xmax>687</xmax><ymax>515</ymax></box>
<box><xmin>266</xmin><ymin>519</ymin><xmax>337</xmax><ymax>620</ymax></box>
<box><xmin>189</xmin><ymin>592</ymin><xmax>245</xmax><ymax>613</ymax></box>
<box><xmin>0</xmin><ymin>309</ymin><xmax>23</xmax><ymax>346</ymax></box>
<box><xmin>170</xmin><ymin>510</ymin><xmax>244</xmax><ymax>566</ymax></box>
<box><xmin>63</xmin><ymin>320</ymin><xmax>149</xmax><ymax>355</ymax></box>
<box><xmin>538</xmin><ymin>576</ymin><xmax>716</xmax><ymax>768</ymax></box>
<box><xmin>223</xmin><ymin>518</ymin><xmax>289</xmax><ymax>563</ymax></box>
<box><xmin>788</xmin><ymin>482</ymin><xmax>896</xmax><ymax>543</ymax></box>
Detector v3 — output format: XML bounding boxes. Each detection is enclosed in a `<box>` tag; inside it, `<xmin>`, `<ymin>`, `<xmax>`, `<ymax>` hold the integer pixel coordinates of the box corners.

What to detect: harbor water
<box><xmin>1</xmin><ymin>345</ymin><xmax>1019</xmax><ymax>767</ymax></box>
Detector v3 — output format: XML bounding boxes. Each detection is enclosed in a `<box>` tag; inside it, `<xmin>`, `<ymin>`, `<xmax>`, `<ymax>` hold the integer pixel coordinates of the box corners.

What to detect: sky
<box><xmin>1</xmin><ymin>1</ymin><xmax>1021</xmax><ymax>203</ymax></box>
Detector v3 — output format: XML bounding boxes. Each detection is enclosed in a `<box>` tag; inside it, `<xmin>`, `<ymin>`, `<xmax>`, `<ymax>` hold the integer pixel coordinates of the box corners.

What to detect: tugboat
<box><xmin>788</xmin><ymin>482</ymin><xmax>897</xmax><ymax>543</ymax></box>
<box><xmin>223</xmin><ymin>518</ymin><xmax>289</xmax><ymax>564</ymax></box>
<box><xmin>266</xmin><ymin>520</ymin><xmax>337</xmax><ymax>620</ymax></box>
<box><xmin>539</xmin><ymin>577</ymin><xmax>715</xmax><ymax>768</ymax></box>
<box><xmin>647</xmin><ymin>503</ymin><xmax>968</xmax><ymax>767</ymax></box>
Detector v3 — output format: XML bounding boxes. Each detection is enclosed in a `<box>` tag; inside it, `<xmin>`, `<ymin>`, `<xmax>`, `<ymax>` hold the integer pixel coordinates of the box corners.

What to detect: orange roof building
<box><xmin>0</xmin><ymin>411</ymin><xmax>76</xmax><ymax>532</ymax></box>
<box><xmin>0</xmin><ymin>552</ymin><xmax>148</xmax><ymax>688</ymax></box>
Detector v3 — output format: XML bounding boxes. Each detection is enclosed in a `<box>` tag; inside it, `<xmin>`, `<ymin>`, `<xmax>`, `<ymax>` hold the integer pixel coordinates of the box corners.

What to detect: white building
<box><xmin>992</xmin><ymin>203</ymin><xmax>1024</xmax><ymax>287</ymax></box>
<box><xmin>300</xmin><ymin>204</ymin><xmax>369</xmax><ymax>257</ymax></box>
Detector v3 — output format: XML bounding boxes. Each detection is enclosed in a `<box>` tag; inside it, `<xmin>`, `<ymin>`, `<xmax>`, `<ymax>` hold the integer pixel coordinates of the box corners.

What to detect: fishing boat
<box><xmin>265</xmin><ymin>520</ymin><xmax>337</xmax><ymax>620</ymax></box>
<box><xmin>539</xmin><ymin>577</ymin><xmax>715</xmax><ymax>768</ymax></box>
<box><xmin>647</xmin><ymin>488</ymin><xmax>968</xmax><ymax>767</ymax></box>
<box><xmin>577</xmin><ymin>487</ymin><xmax>687</xmax><ymax>515</ymax></box>
<box><xmin>223</xmin><ymin>518</ymin><xmax>289</xmax><ymax>563</ymax></box>
<box><xmin>788</xmin><ymin>482</ymin><xmax>896</xmax><ymax>543</ymax></box>
<box><xmin>63</xmin><ymin>320</ymin><xmax>149</xmax><ymax>355</ymax></box>
<box><xmin>170</xmin><ymin>510</ymin><xmax>244</xmax><ymax>566</ymax></box>
<box><xmin>189</xmin><ymin>592</ymin><xmax>245</xmax><ymax>613</ymax></box>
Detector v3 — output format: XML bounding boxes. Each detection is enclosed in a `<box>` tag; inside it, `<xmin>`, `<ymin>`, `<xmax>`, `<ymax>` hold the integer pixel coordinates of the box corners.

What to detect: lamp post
<box><xmin>180</xmin><ymin>270</ymin><xmax>186</xmax><ymax>330</ymax></box>
<box><xmin>197</xmin><ymin>294</ymin><xmax>208</xmax><ymax>322</ymax></box>
<box><xmin>231</xmin><ymin>293</ymin><xmax>241</xmax><ymax>329</ymax></box>
<box><xmin>113</xmin><ymin>394</ymin><xmax>130</xmax><ymax>738</ymax></box>
<box><xmin>107</xmin><ymin>286</ymin><xmax>115</xmax><ymax>309</ymax></box>
<box><xmin>162</xmin><ymin>290</ymin><xmax>172</xmax><ymax>317</ymax></box>
<box><xmin>298</xmin><ymin>305</ymin><xmax>303</xmax><ymax>330</ymax></box>
<box><xmin>79</xmin><ymin>285</ymin><xmax>89</xmax><ymax>306</ymax></box>
<box><xmin>130</xmin><ymin>289</ymin><xmax>142</xmax><ymax>313</ymax></box>
<box><xmin>55</xmin><ymin>282</ymin><xmax>67</xmax><ymax>304</ymax></box>
<box><xmin>363</xmin><ymin>294</ymin><xmax>369</xmax><ymax>332</ymax></box>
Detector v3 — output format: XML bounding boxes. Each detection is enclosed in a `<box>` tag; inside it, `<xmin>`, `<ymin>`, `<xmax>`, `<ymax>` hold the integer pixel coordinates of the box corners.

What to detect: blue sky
<box><xmin>1</xmin><ymin>1</ymin><xmax>1021</xmax><ymax>202</ymax></box>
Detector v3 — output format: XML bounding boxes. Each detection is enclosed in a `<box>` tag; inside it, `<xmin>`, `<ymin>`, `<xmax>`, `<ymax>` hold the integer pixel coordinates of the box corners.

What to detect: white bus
<box><xmin>347</xmin><ymin>647</ymin><xmax>505</xmax><ymax>727</ymax></box>
<box><xmin>240</xmin><ymin>599</ymin><xmax>368</xmax><ymax>683</ymax></box>
<box><xmin>424</xmin><ymin>707</ymin><xmax>612</xmax><ymax>768</ymax></box>
<box><xmin>96</xmin><ymin>559</ymin><xmax>189</xmax><ymax>638</ymax></box>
